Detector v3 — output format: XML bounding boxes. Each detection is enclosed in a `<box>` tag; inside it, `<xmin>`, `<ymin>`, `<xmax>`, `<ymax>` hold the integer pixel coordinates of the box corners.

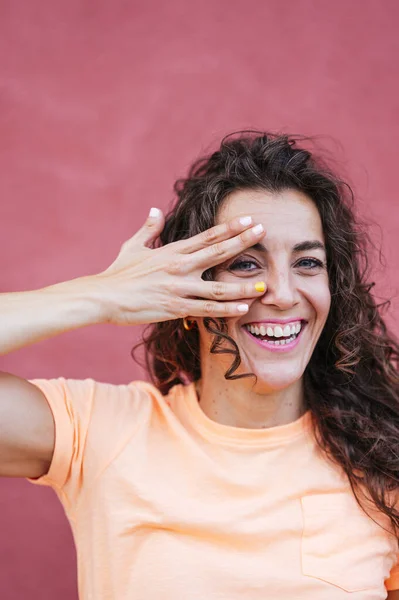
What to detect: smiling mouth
<box><xmin>243</xmin><ymin>321</ymin><xmax>306</xmax><ymax>346</ymax></box>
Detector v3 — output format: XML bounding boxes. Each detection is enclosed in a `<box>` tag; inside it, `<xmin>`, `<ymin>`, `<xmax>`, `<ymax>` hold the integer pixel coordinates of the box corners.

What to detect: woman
<box><xmin>1</xmin><ymin>131</ymin><xmax>399</xmax><ymax>599</ymax></box>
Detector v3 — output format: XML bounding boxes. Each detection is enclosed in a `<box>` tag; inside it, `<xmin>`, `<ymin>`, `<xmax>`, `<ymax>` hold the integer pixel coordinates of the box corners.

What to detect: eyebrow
<box><xmin>250</xmin><ymin>240</ymin><xmax>326</xmax><ymax>254</ymax></box>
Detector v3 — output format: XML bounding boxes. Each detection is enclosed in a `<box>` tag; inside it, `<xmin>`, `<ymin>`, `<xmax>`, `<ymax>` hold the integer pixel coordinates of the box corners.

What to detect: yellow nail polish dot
<box><xmin>254</xmin><ymin>281</ymin><xmax>265</xmax><ymax>292</ymax></box>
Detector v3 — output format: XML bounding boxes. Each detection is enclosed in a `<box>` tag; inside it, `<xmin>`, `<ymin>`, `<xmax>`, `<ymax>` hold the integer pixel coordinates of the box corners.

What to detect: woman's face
<box><xmin>196</xmin><ymin>189</ymin><xmax>331</xmax><ymax>394</ymax></box>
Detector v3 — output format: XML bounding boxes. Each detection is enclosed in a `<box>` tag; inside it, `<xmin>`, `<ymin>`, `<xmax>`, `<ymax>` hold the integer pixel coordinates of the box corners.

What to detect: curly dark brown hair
<box><xmin>132</xmin><ymin>130</ymin><xmax>399</xmax><ymax>536</ymax></box>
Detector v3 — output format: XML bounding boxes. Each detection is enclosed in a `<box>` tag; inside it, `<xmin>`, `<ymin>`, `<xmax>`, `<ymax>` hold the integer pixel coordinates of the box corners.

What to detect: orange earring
<box><xmin>183</xmin><ymin>317</ymin><xmax>196</xmax><ymax>331</ymax></box>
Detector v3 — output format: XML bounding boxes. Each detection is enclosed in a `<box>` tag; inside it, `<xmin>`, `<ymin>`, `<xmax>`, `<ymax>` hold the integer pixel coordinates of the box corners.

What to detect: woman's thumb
<box><xmin>136</xmin><ymin>207</ymin><xmax>165</xmax><ymax>248</ymax></box>
<box><xmin>101</xmin><ymin>207</ymin><xmax>165</xmax><ymax>276</ymax></box>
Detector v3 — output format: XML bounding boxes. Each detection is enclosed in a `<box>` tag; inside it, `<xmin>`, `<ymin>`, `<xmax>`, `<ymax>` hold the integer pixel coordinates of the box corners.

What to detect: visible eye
<box><xmin>295</xmin><ymin>258</ymin><xmax>325</xmax><ymax>269</ymax></box>
<box><xmin>228</xmin><ymin>258</ymin><xmax>260</xmax><ymax>272</ymax></box>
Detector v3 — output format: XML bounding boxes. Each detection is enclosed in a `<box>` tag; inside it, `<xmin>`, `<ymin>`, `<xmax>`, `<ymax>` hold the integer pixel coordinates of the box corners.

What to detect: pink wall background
<box><xmin>0</xmin><ymin>1</ymin><xmax>398</xmax><ymax>597</ymax></box>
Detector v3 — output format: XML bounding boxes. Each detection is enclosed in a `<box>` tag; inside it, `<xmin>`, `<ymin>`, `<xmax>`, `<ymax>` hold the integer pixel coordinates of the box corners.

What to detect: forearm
<box><xmin>0</xmin><ymin>276</ymin><xmax>107</xmax><ymax>355</ymax></box>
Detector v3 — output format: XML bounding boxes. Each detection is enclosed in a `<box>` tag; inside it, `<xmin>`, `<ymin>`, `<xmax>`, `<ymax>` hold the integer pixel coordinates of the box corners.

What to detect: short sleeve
<box><xmin>386</xmin><ymin>555</ymin><xmax>399</xmax><ymax>591</ymax></box>
<box><xmin>26</xmin><ymin>377</ymin><xmax>148</xmax><ymax>513</ymax></box>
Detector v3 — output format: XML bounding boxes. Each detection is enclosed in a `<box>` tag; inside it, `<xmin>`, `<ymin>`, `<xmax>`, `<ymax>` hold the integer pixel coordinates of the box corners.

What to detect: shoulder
<box><xmin>27</xmin><ymin>377</ymin><xmax>170</xmax><ymax>435</ymax></box>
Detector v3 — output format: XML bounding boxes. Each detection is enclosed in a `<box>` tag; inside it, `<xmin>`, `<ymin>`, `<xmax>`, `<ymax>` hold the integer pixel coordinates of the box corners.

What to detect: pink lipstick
<box><xmin>242</xmin><ymin>323</ymin><xmax>305</xmax><ymax>353</ymax></box>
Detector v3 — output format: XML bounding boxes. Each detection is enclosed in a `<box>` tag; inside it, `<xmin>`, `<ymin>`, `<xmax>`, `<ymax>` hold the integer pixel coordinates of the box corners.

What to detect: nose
<box><xmin>260</xmin><ymin>267</ymin><xmax>299</xmax><ymax>310</ymax></box>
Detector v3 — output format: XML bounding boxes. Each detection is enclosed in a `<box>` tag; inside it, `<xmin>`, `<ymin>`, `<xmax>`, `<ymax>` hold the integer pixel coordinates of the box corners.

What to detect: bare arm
<box><xmin>0</xmin><ymin>277</ymin><xmax>106</xmax><ymax>356</ymax></box>
<box><xmin>0</xmin><ymin>372</ymin><xmax>55</xmax><ymax>478</ymax></box>
<box><xmin>0</xmin><ymin>210</ymin><xmax>265</xmax><ymax>479</ymax></box>
<box><xmin>0</xmin><ymin>277</ymin><xmax>107</xmax><ymax>478</ymax></box>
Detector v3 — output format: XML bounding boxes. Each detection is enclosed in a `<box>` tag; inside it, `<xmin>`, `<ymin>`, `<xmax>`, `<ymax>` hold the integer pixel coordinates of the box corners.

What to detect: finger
<box><xmin>184</xmin><ymin>279</ymin><xmax>267</xmax><ymax>301</ymax></box>
<box><xmin>129</xmin><ymin>207</ymin><xmax>165</xmax><ymax>249</ymax></box>
<box><xmin>191</xmin><ymin>223</ymin><xmax>265</xmax><ymax>271</ymax></box>
<box><xmin>180</xmin><ymin>298</ymin><xmax>251</xmax><ymax>319</ymax></box>
<box><xmin>178</xmin><ymin>215</ymin><xmax>255</xmax><ymax>254</ymax></box>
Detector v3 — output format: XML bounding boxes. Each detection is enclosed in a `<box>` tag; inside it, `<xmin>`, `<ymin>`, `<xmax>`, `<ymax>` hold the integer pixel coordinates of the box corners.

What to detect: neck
<box><xmin>195</xmin><ymin>377</ymin><xmax>306</xmax><ymax>430</ymax></box>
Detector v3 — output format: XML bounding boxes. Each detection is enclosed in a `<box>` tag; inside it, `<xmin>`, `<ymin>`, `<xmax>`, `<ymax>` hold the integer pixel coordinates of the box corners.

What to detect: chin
<box><xmin>239</xmin><ymin>362</ymin><xmax>305</xmax><ymax>394</ymax></box>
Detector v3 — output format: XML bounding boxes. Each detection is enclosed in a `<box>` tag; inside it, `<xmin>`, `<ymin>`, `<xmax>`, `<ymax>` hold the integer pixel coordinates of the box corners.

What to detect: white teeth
<box><xmin>283</xmin><ymin>325</ymin><xmax>291</xmax><ymax>337</ymax></box>
<box><xmin>246</xmin><ymin>321</ymin><xmax>303</xmax><ymax>338</ymax></box>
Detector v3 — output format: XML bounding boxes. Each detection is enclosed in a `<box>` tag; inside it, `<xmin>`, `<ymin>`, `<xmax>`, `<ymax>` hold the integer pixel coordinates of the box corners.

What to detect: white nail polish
<box><xmin>237</xmin><ymin>304</ymin><xmax>249</xmax><ymax>312</ymax></box>
<box><xmin>252</xmin><ymin>224</ymin><xmax>264</xmax><ymax>234</ymax></box>
<box><xmin>239</xmin><ymin>216</ymin><xmax>252</xmax><ymax>226</ymax></box>
<box><xmin>149</xmin><ymin>207</ymin><xmax>160</xmax><ymax>218</ymax></box>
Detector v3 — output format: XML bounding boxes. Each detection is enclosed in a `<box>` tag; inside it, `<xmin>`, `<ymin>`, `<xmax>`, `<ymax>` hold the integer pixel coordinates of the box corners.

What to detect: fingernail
<box><xmin>237</xmin><ymin>304</ymin><xmax>249</xmax><ymax>312</ymax></box>
<box><xmin>252</xmin><ymin>224</ymin><xmax>264</xmax><ymax>235</ymax></box>
<box><xmin>254</xmin><ymin>281</ymin><xmax>265</xmax><ymax>292</ymax></box>
<box><xmin>149</xmin><ymin>207</ymin><xmax>160</xmax><ymax>218</ymax></box>
<box><xmin>239</xmin><ymin>216</ymin><xmax>252</xmax><ymax>226</ymax></box>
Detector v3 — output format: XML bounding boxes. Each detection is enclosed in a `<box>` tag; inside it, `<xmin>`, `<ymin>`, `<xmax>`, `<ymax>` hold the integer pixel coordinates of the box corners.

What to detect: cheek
<box><xmin>304</xmin><ymin>278</ymin><xmax>331</xmax><ymax>321</ymax></box>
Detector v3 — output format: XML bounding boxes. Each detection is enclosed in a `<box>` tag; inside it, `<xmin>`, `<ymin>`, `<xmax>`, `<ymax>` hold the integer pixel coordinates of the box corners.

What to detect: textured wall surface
<box><xmin>0</xmin><ymin>1</ymin><xmax>398</xmax><ymax>597</ymax></box>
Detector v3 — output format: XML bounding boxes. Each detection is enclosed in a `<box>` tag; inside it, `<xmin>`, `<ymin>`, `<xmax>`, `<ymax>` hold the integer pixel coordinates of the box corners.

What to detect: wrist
<box><xmin>43</xmin><ymin>276</ymin><xmax>110</xmax><ymax>328</ymax></box>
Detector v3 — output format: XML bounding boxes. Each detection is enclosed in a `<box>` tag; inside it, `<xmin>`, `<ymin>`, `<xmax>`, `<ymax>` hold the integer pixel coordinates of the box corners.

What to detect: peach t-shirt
<box><xmin>27</xmin><ymin>377</ymin><xmax>399</xmax><ymax>599</ymax></box>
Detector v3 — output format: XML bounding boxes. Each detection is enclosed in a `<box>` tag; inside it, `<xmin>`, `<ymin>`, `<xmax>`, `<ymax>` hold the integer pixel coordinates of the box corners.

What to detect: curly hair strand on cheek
<box><xmin>131</xmin><ymin>130</ymin><xmax>399</xmax><ymax>539</ymax></box>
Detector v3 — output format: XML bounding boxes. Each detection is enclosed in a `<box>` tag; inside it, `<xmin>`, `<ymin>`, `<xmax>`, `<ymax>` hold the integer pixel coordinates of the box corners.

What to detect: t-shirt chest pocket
<box><xmin>300</xmin><ymin>492</ymin><xmax>397</xmax><ymax>593</ymax></box>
